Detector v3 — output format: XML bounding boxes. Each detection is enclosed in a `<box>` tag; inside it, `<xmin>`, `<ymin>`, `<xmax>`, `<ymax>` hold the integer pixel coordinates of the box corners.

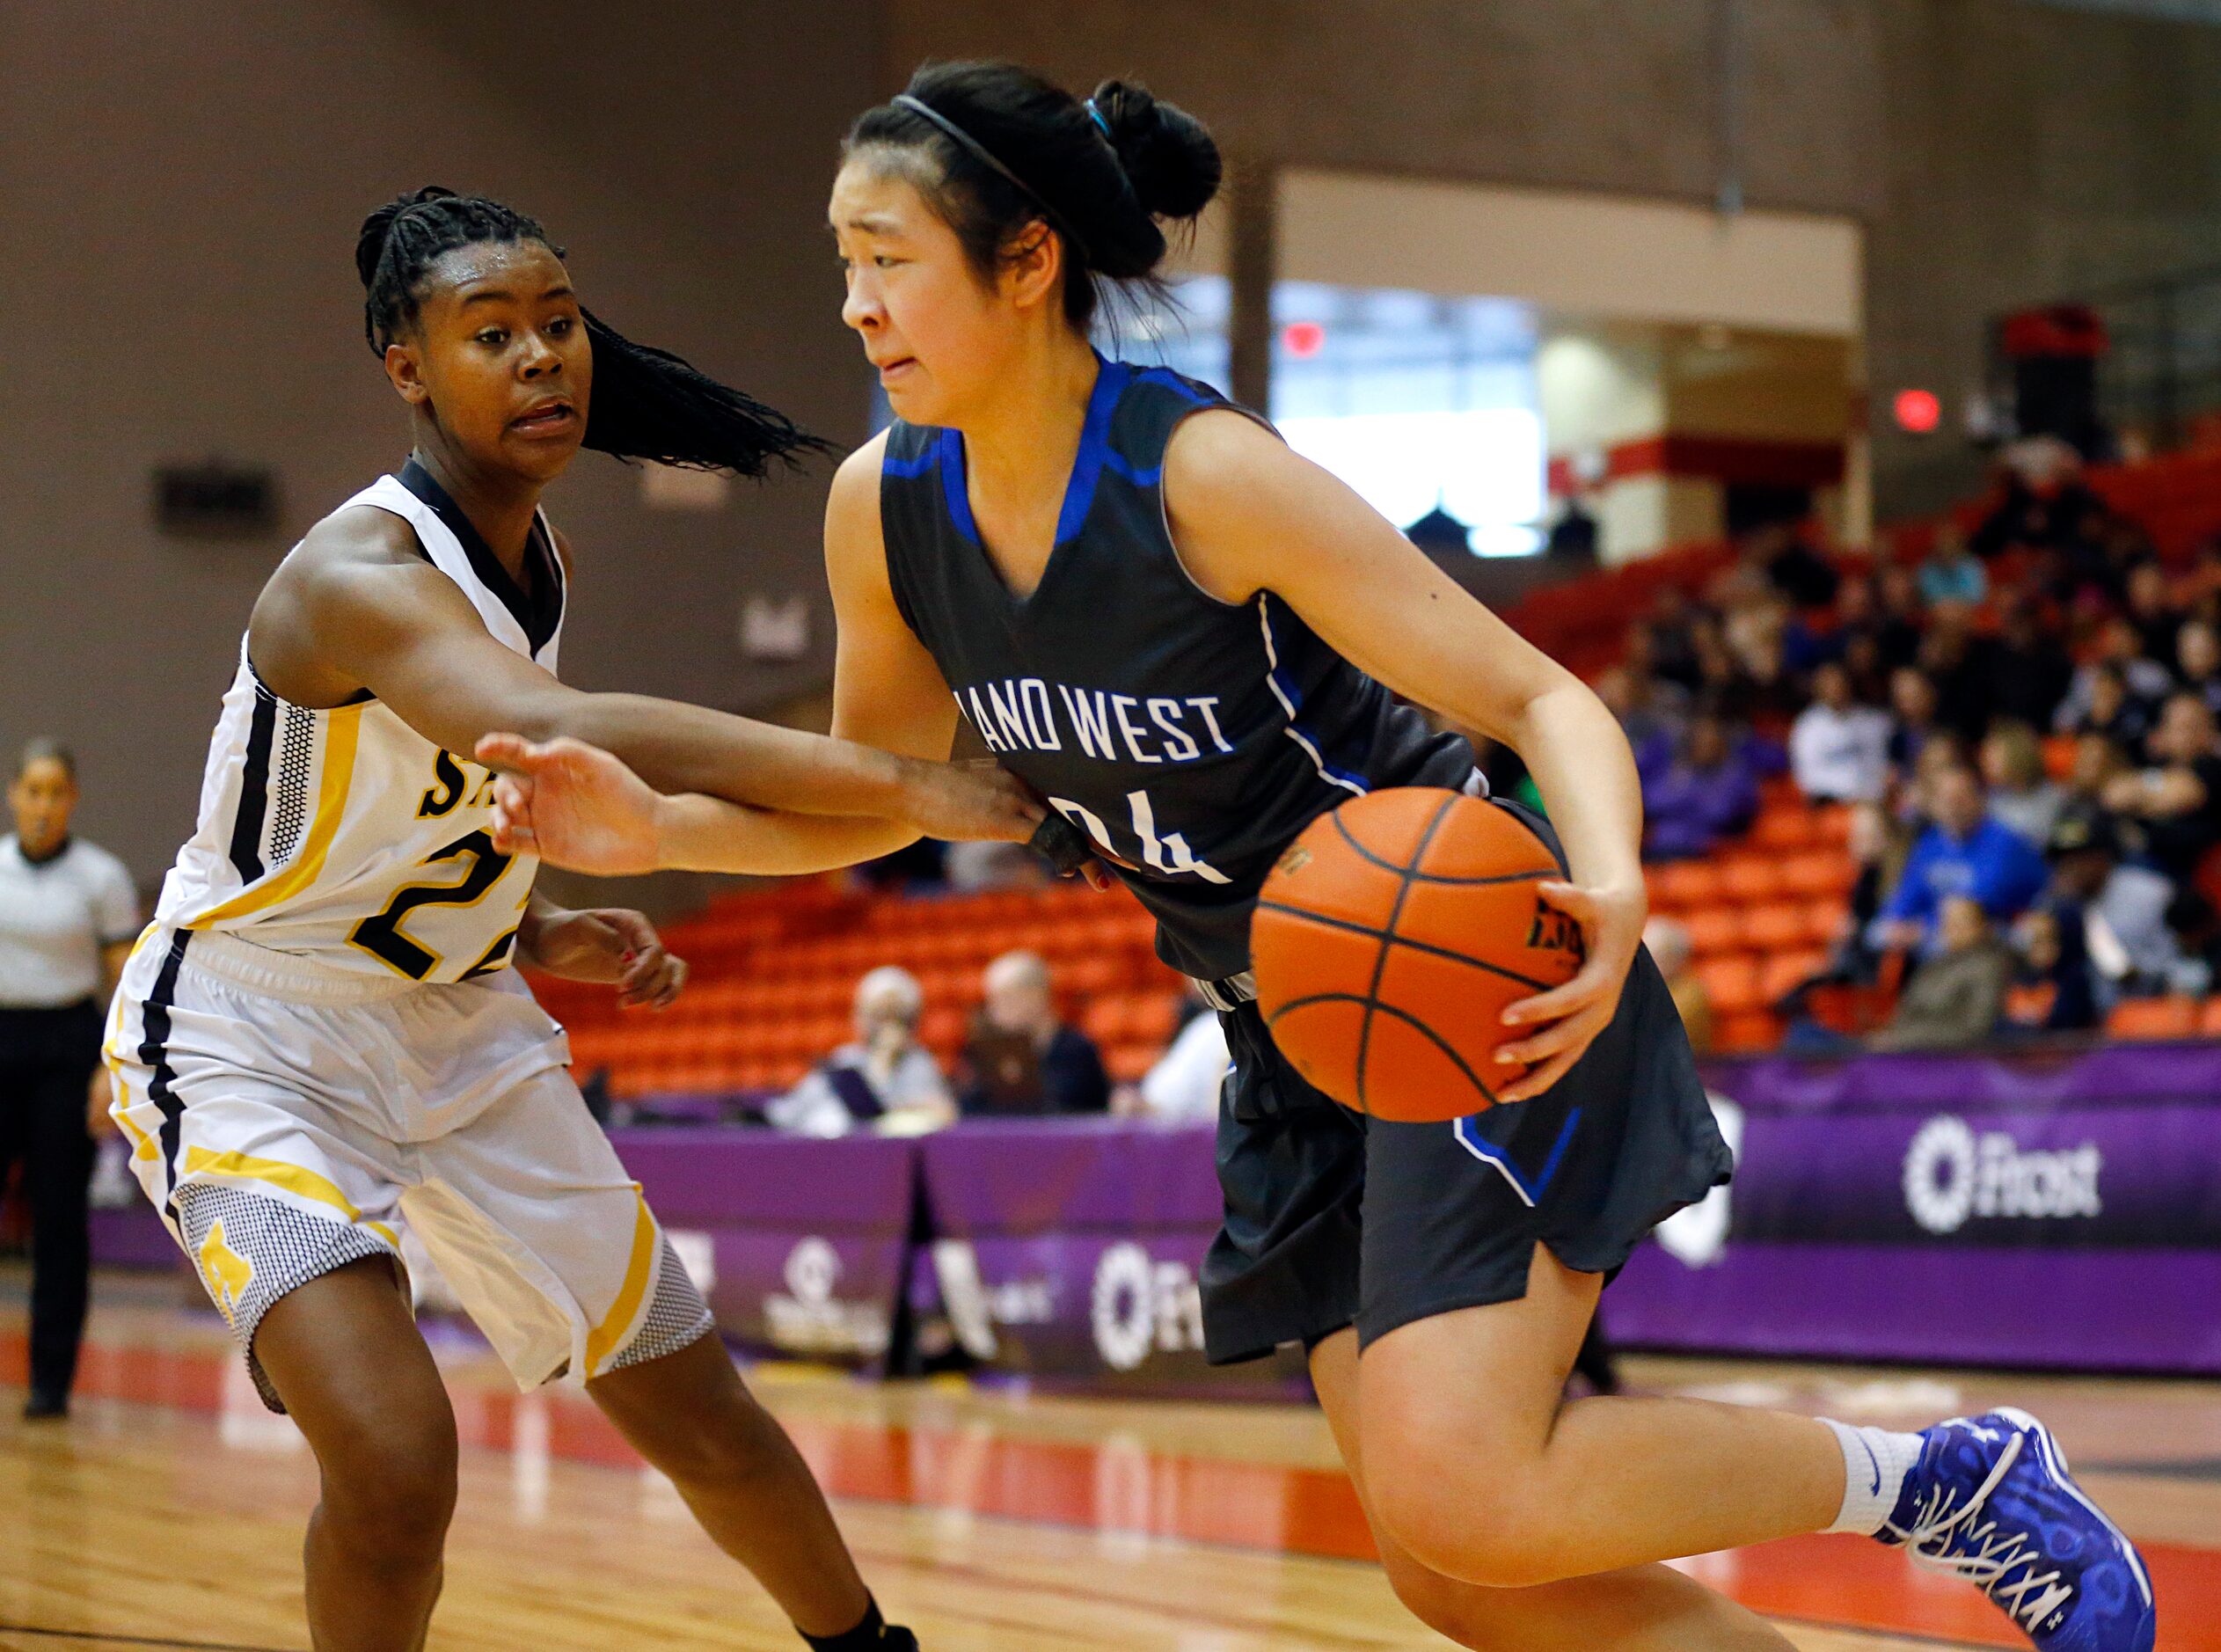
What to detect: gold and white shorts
<box><xmin>106</xmin><ymin>926</ymin><xmax>711</xmax><ymax>1411</ymax></box>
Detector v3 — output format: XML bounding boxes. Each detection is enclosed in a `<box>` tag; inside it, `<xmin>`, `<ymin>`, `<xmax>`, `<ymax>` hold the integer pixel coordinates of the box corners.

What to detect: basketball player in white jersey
<box><xmin>105</xmin><ymin>188</ymin><xmax>1033</xmax><ymax>1652</ymax></box>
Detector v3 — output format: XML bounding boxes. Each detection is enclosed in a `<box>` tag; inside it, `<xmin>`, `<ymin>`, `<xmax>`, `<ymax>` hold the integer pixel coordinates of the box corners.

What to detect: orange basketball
<box><xmin>1250</xmin><ymin>787</ymin><xmax>1585</xmax><ymax>1122</ymax></box>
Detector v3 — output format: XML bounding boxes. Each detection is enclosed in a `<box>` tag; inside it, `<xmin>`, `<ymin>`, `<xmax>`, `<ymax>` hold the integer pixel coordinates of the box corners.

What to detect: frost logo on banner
<box><xmin>1091</xmin><ymin>1243</ymin><xmax>1205</xmax><ymax>1371</ymax></box>
<box><xmin>765</xmin><ymin>1236</ymin><xmax>891</xmax><ymax>1356</ymax></box>
<box><xmin>1902</xmin><ymin>1115</ymin><xmax>2104</xmax><ymax>1234</ymax></box>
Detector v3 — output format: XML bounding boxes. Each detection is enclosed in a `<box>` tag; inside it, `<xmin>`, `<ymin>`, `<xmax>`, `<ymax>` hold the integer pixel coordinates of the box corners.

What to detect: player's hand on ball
<box><xmin>522</xmin><ymin>905</ymin><xmax>688</xmax><ymax>1009</ymax></box>
<box><xmin>1494</xmin><ymin>878</ymin><xmax>1646</xmax><ymax>1103</ymax></box>
<box><xmin>477</xmin><ymin>733</ymin><xmax>663</xmax><ymax>875</ymax></box>
<box><xmin>901</xmin><ymin>757</ymin><xmax>1048</xmax><ymax>844</ymax></box>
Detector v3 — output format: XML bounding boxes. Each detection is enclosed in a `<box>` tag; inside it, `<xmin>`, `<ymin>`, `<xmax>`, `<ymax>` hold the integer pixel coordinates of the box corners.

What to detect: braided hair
<box><xmin>354</xmin><ymin>186</ymin><xmax>830</xmax><ymax>475</ymax></box>
<box><xmin>845</xmin><ymin>63</ymin><xmax>1222</xmax><ymax>333</ymax></box>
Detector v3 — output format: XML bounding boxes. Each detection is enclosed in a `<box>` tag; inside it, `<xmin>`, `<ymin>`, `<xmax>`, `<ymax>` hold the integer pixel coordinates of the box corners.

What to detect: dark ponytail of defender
<box><xmin>354</xmin><ymin>186</ymin><xmax>830</xmax><ymax>475</ymax></box>
<box><xmin>845</xmin><ymin>63</ymin><xmax>1222</xmax><ymax>331</ymax></box>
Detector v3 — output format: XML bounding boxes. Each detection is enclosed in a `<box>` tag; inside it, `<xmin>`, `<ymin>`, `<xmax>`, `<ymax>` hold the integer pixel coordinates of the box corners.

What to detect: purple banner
<box><xmin>1599</xmin><ymin>1046</ymin><xmax>2221</xmax><ymax>1371</ymax></box>
<box><xmin>917</xmin><ymin>1121</ymin><xmax>1307</xmax><ymax>1397</ymax></box>
<box><xmin>612</xmin><ymin>1128</ymin><xmax>918</xmax><ymax>1368</ymax></box>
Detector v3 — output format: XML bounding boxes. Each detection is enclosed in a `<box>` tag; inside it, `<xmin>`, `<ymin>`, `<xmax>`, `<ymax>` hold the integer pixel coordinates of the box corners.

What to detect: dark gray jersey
<box><xmin>880</xmin><ymin>357</ymin><xmax>1474</xmax><ymax>979</ymax></box>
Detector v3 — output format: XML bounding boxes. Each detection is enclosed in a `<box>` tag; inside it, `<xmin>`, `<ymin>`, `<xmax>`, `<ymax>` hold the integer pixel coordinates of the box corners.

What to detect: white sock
<box><xmin>1820</xmin><ymin>1419</ymin><xmax>1925</xmax><ymax>1536</ymax></box>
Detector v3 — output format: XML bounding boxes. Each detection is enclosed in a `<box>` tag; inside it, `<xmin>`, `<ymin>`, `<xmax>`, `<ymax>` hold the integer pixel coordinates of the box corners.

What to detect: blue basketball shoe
<box><xmin>1879</xmin><ymin>1407</ymin><xmax>2154</xmax><ymax>1650</ymax></box>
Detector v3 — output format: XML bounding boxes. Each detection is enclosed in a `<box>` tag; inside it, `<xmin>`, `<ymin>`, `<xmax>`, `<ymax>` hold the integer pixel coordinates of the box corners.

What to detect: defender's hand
<box><xmin>522</xmin><ymin>905</ymin><xmax>688</xmax><ymax>1009</ymax></box>
<box><xmin>478</xmin><ymin>734</ymin><xmax>662</xmax><ymax>875</ymax></box>
<box><xmin>897</xmin><ymin>757</ymin><xmax>1048</xmax><ymax>844</ymax></box>
<box><xmin>1494</xmin><ymin>879</ymin><xmax>1646</xmax><ymax>1104</ymax></box>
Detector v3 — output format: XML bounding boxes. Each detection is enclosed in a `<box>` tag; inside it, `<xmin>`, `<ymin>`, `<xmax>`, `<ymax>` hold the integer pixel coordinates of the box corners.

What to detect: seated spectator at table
<box><xmin>1790</xmin><ymin>662</ymin><xmax>1892</xmax><ymax>804</ymax></box>
<box><xmin>957</xmin><ymin>950</ymin><xmax>1109</xmax><ymax>1117</ymax></box>
<box><xmin>1641</xmin><ymin>916</ymin><xmax>1712</xmax><ymax>1056</ymax></box>
<box><xmin>768</xmin><ymin>966</ymin><xmax>955</xmax><ymax>1138</ymax></box>
<box><xmin>1868</xmin><ymin>764</ymin><xmax>2049</xmax><ymax>955</ymax></box>
<box><xmin>2100</xmin><ymin>691</ymin><xmax>2221</xmax><ymax>881</ymax></box>
<box><xmin>1642</xmin><ymin>713</ymin><xmax>1760</xmax><ymax>862</ymax></box>
<box><xmin>1988</xmin><ymin>599</ymin><xmax>2075</xmax><ymax>731</ymax></box>
<box><xmin>2040</xmin><ymin>804</ymin><xmax>2205</xmax><ymax>1005</ymax></box>
<box><xmin>2177</xmin><ymin>618</ymin><xmax>2221</xmax><ymax>718</ymax></box>
<box><xmin>1115</xmin><ymin>992</ymin><xmax>1230</xmax><ymax>1123</ymax></box>
<box><xmin>1979</xmin><ymin>721</ymin><xmax>2066</xmax><ymax>848</ymax></box>
<box><xmin>2054</xmin><ymin>617</ymin><xmax>2172</xmax><ymax>738</ymax></box>
<box><xmin>2008</xmin><ymin>908</ymin><xmax>2094</xmax><ymax>1033</ymax></box>
<box><xmin>1917</xmin><ymin>528</ymin><xmax>1988</xmax><ymax>609</ymax></box>
<box><xmin>2125</xmin><ymin>559</ymin><xmax>2182</xmax><ymax>669</ymax></box>
<box><xmin>1867</xmin><ymin>896</ymin><xmax>2013</xmax><ymax>1052</ymax></box>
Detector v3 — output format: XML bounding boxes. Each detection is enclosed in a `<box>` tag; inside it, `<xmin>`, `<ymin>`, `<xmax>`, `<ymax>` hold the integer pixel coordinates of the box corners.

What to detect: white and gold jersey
<box><xmin>154</xmin><ymin>461</ymin><xmax>565</xmax><ymax>985</ymax></box>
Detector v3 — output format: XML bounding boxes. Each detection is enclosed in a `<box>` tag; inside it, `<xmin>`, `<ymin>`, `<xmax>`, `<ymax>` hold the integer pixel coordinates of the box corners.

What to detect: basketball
<box><xmin>1250</xmin><ymin>787</ymin><xmax>1586</xmax><ymax>1122</ymax></box>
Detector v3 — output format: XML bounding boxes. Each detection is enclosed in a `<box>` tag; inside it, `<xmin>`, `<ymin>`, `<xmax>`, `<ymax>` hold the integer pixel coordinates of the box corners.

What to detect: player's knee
<box><xmin>1373</xmin><ymin>1465</ymin><xmax>1567</xmax><ymax>1590</ymax></box>
<box><xmin>1381</xmin><ymin>1558</ymin><xmax>1521</xmax><ymax>1650</ymax></box>
<box><xmin>316</xmin><ymin>1417</ymin><xmax>457</xmax><ymax>1568</ymax></box>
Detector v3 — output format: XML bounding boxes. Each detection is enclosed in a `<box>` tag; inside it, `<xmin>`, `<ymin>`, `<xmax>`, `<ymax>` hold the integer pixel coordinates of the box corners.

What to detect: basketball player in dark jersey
<box><xmin>133</xmin><ymin>188</ymin><xmax>1049</xmax><ymax>1652</ymax></box>
<box><xmin>484</xmin><ymin>69</ymin><xmax>2152</xmax><ymax>1652</ymax></box>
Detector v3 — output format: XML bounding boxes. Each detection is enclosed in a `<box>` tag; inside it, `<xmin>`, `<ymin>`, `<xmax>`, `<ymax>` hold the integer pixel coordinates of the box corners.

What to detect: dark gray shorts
<box><xmin>1199</xmin><ymin>803</ymin><xmax>1734</xmax><ymax>1364</ymax></box>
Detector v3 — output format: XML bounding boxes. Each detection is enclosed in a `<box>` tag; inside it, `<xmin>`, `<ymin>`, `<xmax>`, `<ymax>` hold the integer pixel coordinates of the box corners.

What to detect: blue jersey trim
<box><xmin>1101</xmin><ymin>447</ymin><xmax>1164</xmax><ymax>487</ymax></box>
<box><xmin>1055</xmin><ymin>357</ymin><xmax>1131</xmax><ymax>545</ymax></box>
<box><xmin>936</xmin><ymin>428</ymin><xmax>980</xmax><ymax>545</ymax></box>
<box><xmin>882</xmin><ymin>446</ymin><xmax>935</xmax><ymax>479</ymax></box>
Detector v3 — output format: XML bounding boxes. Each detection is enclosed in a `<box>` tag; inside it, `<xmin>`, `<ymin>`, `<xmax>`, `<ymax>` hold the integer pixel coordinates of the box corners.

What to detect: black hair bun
<box><xmin>354</xmin><ymin>185</ymin><xmax>458</xmax><ymax>291</ymax></box>
<box><xmin>1090</xmin><ymin>80</ymin><xmax>1221</xmax><ymax>222</ymax></box>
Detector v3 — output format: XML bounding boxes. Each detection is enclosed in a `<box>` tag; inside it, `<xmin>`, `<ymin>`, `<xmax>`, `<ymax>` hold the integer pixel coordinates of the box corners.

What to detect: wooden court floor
<box><xmin>4</xmin><ymin>1273</ymin><xmax>2217</xmax><ymax>1650</ymax></box>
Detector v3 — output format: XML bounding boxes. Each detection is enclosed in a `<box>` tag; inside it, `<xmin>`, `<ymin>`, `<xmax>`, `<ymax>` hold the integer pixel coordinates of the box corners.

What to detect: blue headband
<box><xmin>1085</xmin><ymin>98</ymin><xmax>1112</xmax><ymax>140</ymax></box>
<box><xmin>892</xmin><ymin>94</ymin><xmax>1092</xmax><ymax>259</ymax></box>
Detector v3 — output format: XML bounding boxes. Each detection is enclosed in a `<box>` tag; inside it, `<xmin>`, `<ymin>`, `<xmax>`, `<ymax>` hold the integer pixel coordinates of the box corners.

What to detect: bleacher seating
<box><xmin>534</xmin><ymin>879</ymin><xmax>1185</xmax><ymax>1100</ymax></box>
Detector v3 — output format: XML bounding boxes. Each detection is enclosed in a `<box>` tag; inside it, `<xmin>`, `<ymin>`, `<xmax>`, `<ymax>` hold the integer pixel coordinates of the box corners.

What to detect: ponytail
<box><xmin>356</xmin><ymin>186</ymin><xmax>829</xmax><ymax>476</ymax></box>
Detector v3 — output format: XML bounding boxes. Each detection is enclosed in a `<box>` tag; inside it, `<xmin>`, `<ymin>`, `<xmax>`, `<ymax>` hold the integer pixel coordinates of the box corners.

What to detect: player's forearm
<box><xmin>653</xmin><ymin>793</ymin><xmax>924</xmax><ymax>875</ymax></box>
<box><xmin>528</xmin><ymin>691</ymin><xmax>924</xmax><ymax>821</ymax></box>
<box><xmin>1508</xmin><ymin>682</ymin><xmax>1647</xmax><ymax>897</ymax></box>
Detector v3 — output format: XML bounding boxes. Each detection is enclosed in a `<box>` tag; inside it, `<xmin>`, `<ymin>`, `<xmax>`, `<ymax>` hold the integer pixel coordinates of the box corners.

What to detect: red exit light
<box><xmin>1893</xmin><ymin>388</ymin><xmax>1942</xmax><ymax>434</ymax></box>
<box><xmin>1282</xmin><ymin>321</ymin><xmax>1325</xmax><ymax>359</ymax></box>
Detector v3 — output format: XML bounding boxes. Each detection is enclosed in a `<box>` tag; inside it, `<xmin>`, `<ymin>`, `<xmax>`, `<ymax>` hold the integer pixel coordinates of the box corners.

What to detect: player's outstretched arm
<box><xmin>251</xmin><ymin>503</ymin><xmax>1039</xmax><ymax>848</ymax></box>
<box><xmin>1160</xmin><ymin>411</ymin><xmax>1646</xmax><ymax>1101</ymax></box>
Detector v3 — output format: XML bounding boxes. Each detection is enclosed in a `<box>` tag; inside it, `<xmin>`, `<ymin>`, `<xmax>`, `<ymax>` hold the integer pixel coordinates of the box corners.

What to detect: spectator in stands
<box><xmin>2040</xmin><ymin>804</ymin><xmax>2205</xmax><ymax>1005</ymax></box>
<box><xmin>1872</xmin><ymin>562</ymin><xmax>1928</xmax><ymax>671</ymax></box>
<box><xmin>2054</xmin><ymin>616</ymin><xmax>2172</xmax><ymax>738</ymax></box>
<box><xmin>1642</xmin><ymin>584</ymin><xmax>1704</xmax><ymax>692</ymax></box>
<box><xmin>1593</xmin><ymin>664</ymin><xmax>1681</xmax><ymax>781</ymax></box>
<box><xmin>768</xmin><ymin>966</ymin><xmax>955</xmax><ymax>1137</ymax></box>
<box><xmin>1886</xmin><ymin>666</ymin><xmax>1943</xmax><ymax>784</ymax></box>
<box><xmin>942</xmin><ymin>838</ymin><xmax>1048</xmax><ymax>893</ymax></box>
<box><xmin>2101</xmin><ymin>691</ymin><xmax>2221</xmax><ymax>881</ymax></box>
<box><xmin>1838</xmin><ymin>628</ymin><xmax>1892</xmax><ymax>708</ymax></box>
<box><xmin>1789</xmin><ymin>661</ymin><xmax>1892</xmax><ymax>805</ymax></box>
<box><xmin>1917</xmin><ymin>527</ymin><xmax>1988</xmax><ymax>608</ymax></box>
<box><xmin>1115</xmin><ymin>991</ymin><xmax>1229</xmax><ymax>1123</ymax></box>
<box><xmin>2009</xmin><ymin>907</ymin><xmax>2095</xmax><ymax>1033</ymax></box>
<box><xmin>2125</xmin><ymin>559</ymin><xmax>2182</xmax><ymax>667</ymax></box>
<box><xmin>1641</xmin><ymin>711</ymin><xmax>1760</xmax><ymax>862</ymax></box>
<box><xmin>1641</xmin><ymin>916</ymin><xmax>1712</xmax><ymax>1056</ymax></box>
<box><xmin>1742</xmin><ymin>518</ymin><xmax>1840</xmax><ymax>609</ymax></box>
<box><xmin>1869</xmin><ymin>764</ymin><xmax>2049</xmax><ymax>956</ymax></box>
<box><xmin>957</xmin><ymin>950</ymin><xmax>1109</xmax><ymax>1117</ymax></box>
<box><xmin>2058</xmin><ymin>661</ymin><xmax>2156</xmax><ymax>757</ymax></box>
<box><xmin>1867</xmin><ymin>896</ymin><xmax>2012</xmax><ymax>1052</ymax></box>
<box><xmin>1980</xmin><ymin>721</ymin><xmax>2066</xmax><ymax>848</ymax></box>
<box><xmin>2176</xmin><ymin>618</ymin><xmax>2221</xmax><ymax>717</ymax></box>
<box><xmin>1988</xmin><ymin>598</ymin><xmax>2075</xmax><ymax>731</ymax></box>
<box><xmin>1916</xmin><ymin>608</ymin><xmax>1998</xmax><ymax>743</ymax></box>
<box><xmin>1969</xmin><ymin>435</ymin><xmax>2104</xmax><ymax>562</ymax></box>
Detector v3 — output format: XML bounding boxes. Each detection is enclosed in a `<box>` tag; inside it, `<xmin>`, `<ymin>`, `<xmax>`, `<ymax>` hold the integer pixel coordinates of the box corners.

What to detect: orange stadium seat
<box><xmin>1649</xmin><ymin>860</ymin><xmax>1721</xmax><ymax>910</ymax></box>
<box><xmin>1694</xmin><ymin>955</ymin><xmax>1764</xmax><ymax>1014</ymax></box>
<box><xmin>1760</xmin><ymin>950</ymin><xmax>1828</xmax><ymax>1004</ymax></box>
<box><xmin>1741</xmin><ymin>902</ymin><xmax>1808</xmax><ymax>953</ymax></box>
<box><xmin>1683</xmin><ymin>908</ymin><xmax>1744</xmax><ymax>957</ymax></box>
<box><xmin>2105</xmin><ymin>996</ymin><xmax>2201</xmax><ymax>1041</ymax></box>
<box><xmin>1717</xmin><ymin>856</ymin><xmax>1784</xmax><ymax>904</ymax></box>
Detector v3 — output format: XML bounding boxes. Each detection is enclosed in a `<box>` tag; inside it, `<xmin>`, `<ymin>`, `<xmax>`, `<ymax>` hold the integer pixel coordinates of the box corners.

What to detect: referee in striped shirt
<box><xmin>0</xmin><ymin>740</ymin><xmax>138</xmax><ymax>1418</ymax></box>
